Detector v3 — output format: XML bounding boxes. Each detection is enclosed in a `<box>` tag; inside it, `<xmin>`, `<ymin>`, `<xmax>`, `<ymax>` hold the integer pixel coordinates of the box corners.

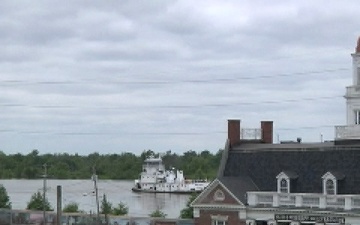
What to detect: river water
<box><xmin>1</xmin><ymin>179</ymin><xmax>190</xmax><ymax>218</ymax></box>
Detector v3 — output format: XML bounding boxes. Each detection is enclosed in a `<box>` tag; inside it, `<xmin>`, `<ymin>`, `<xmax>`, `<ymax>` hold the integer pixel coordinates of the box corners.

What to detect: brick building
<box><xmin>190</xmin><ymin>39</ymin><xmax>360</xmax><ymax>225</ymax></box>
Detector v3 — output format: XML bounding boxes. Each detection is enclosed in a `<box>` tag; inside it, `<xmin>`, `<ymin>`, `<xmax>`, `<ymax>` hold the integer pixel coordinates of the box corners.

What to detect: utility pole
<box><xmin>56</xmin><ymin>185</ymin><xmax>62</xmax><ymax>225</ymax></box>
<box><xmin>92</xmin><ymin>166</ymin><xmax>100</xmax><ymax>224</ymax></box>
<box><xmin>43</xmin><ymin>163</ymin><xmax>47</xmax><ymax>225</ymax></box>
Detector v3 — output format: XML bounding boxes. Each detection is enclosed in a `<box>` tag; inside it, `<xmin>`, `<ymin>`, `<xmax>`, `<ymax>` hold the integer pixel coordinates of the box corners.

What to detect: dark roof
<box><xmin>281</xmin><ymin>170</ymin><xmax>298</xmax><ymax>179</ymax></box>
<box><xmin>219</xmin><ymin>141</ymin><xmax>360</xmax><ymax>197</ymax></box>
<box><xmin>218</xmin><ymin>176</ymin><xmax>259</xmax><ymax>203</ymax></box>
<box><xmin>326</xmin><ymin>170</ymin><xmax>346</xmax><ymax>180</ymax></box>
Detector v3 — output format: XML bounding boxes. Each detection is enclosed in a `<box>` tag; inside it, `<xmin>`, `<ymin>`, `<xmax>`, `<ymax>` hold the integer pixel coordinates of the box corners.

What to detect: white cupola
<box><xmin>335</xmin><ymin>37</ymin><xmax>360</xmax><ymax>140</ymax></box>
<box><xmin>345</xmin><ymin>37</ymin><xmax>360</xmax><ymax>126</ymax></box>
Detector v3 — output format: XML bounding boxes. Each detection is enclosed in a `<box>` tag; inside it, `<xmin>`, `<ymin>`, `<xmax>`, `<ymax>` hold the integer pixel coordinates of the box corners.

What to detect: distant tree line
<box><xmin>0</xmin><ymin>149</ymin><xmax>223</xmax><ymax>180</ymax></box>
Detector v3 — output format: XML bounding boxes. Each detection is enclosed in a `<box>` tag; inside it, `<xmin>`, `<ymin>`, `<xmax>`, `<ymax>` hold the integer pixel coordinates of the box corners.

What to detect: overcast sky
<box><xmin>0</xmin><ymin>0</ymin><xmax>359</xmax><ymax>156</ymax></box>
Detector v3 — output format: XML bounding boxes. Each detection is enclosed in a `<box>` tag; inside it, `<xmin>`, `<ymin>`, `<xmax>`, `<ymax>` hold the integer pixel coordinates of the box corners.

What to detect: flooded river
<box><xmin>1</xmin><ymin>179</ymin><xmax>190</xmax><ymax>218</ymax></box>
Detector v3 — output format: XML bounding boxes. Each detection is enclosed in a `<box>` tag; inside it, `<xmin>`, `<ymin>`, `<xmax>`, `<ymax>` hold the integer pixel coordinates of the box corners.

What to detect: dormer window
<box><xmin>280</xmin><ymin>179</ymin><xmax>288</xmax><ymax>193</ymax></box>
<box><xmin>326</xmin><ymin>179</ymin><xmax>335</xmax><ymax>195</ymax></box>
<box><xmin>276</xmin><ymin>171</ymin><xmax>298</xmax><ymax>193</ymax></box>
<box><xmin>322</xmin><ymin>171</ymin><xmax>344</xmax><ymax>195</ymax></box>
<box><xmin>323</xmin><ymin>175</ymin><xmax>336</xmax><ymax>195</ymax></box>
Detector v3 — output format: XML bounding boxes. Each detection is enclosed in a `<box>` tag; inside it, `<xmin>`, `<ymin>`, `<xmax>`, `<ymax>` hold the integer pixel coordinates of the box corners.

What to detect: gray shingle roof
<box><xmin>218</xmin><ymin>176</ymin><xmax>259</xmax><ymax>203</ymax></box>
<box><xmin>219</xmin><ymin>141</ymin><xmax>360</xmax><ymax>202</ymax></box>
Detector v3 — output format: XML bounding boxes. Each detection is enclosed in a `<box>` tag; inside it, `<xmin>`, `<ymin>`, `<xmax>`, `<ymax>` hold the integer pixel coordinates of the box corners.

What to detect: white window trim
<box><xmin>276</xmin><ymin>172</ymin><xmax>290</xmax><ymax>193</ymax></box>
<box><xmin>211</xmin><ymin>215</ymin><xmax>228</xmax><ymax>225</ymax></box>
<box><xmin>246</xmin><ymin>219</ymin><xmax>256</xmax><ymax>225</ymax></box>
<box><xmin>321</xmin><ymin>172</ymin><xmax>337</xmax><ymax>195</ymax></box>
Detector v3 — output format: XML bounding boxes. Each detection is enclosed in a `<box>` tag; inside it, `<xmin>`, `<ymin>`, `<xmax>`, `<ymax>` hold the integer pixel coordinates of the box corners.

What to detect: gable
<box><xmin>322</xmin><ymin>171</ymin><xmax>345</xmax><ymax>180</ymax></box>
<box><xmin>277</xmin><ymin>171</ymin><xmax>298</xmax><ymax>179</ymax></box>
<box><xmin>191</xmin><ymin>179</ymin><xmax>244</xmax><ymax>207</ymax></box>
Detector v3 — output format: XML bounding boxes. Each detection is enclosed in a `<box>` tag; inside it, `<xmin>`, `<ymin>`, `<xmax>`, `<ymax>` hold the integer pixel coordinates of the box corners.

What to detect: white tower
<box><xmin>345</xmin><ymin>37</ymin><xmax>360</xmax><ymax>126</ymax></box>
<box><xmin>336</xmin><ymin>37</ymin><xmax>360</xmax><ymax>139</ymax></box>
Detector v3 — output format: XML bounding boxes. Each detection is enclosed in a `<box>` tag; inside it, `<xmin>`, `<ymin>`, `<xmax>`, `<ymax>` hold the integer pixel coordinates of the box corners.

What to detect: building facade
<box><xmin>191</xmin><ymin>39</ymin><xmax>360</xmax><ymax>225</ymax></box>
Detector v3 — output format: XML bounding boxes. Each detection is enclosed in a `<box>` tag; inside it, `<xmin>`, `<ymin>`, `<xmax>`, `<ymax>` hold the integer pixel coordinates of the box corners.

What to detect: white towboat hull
<box><xmin>131</xmin><ymin>187</ymin><xmax>205</xmax><ymax>194</ymax></box>
<box><xmin>132</xmin><ymin>156</ymin><xmax>210</xmax><ymax>194</ymax></box>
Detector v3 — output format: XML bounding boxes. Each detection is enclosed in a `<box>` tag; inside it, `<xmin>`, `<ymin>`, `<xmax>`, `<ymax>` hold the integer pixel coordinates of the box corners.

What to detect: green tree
<box><xmin>63</xmin><ymin>202</ymin><xmax>80</xmax><ymax>213</ymax></box>
<box><xmin>100</xmin><ymin>194</ymin><xmax>112</xmax><ymax>215</ymax></box>
<box><xmin>140</xmin><ymin>150</ymin><xmax>157</xmax><ymax>161</ymax></box>
<box><xmin>180</xmin><ymin>193</ymin><xmax>198</xmax><ymax>218</ymax></box>
<box><xmin>149</xmin><ymin>209</ymin><xmax>167</xmax><ymax>218</ymax></box>
<box><xmin>100</xmin><ymin>194</ymin><xmax>113</xmax><ymax>225</ymax></box>
<box><xmin>112</xmin><ymin>202</ymin><xmax>128</xmax><ymax>216</ymax></box>
<box><xmin>27</xmin><ymin>191</ymin><xmax>53</xmax><ymax>211</ymax></box>
<box><xmin>0</xmin><ymin>185</ymin><xmax>11</xmax><ymax>209</ymax></box>
<box><xmin>0</xmin><ymin>149</ymin><xmax>221</xmax><ymax>180</ymax></box>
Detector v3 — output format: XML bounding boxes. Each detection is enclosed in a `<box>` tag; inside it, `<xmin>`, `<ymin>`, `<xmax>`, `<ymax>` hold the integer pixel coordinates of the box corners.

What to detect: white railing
<box><xmin>241</xmin><ymin>128</ymin><xmax>262</xmax><ymax>140</ymax></box>
<box><xmin>247</xmin><ymin>192</ymin><xmax>360</xmax><ymax>210</ymax></box>
<box><xmin>335</xmin><ymin>125</ymin><xmax>360</xmax><ymax>139</ymax></box>
<box><xmin>346</xmin><ymin>86</ymin><xmax>360</xmax><ymax>96</ymax></box>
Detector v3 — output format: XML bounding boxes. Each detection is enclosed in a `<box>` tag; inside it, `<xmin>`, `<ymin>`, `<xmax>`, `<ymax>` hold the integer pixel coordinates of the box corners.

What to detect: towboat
<box><xmin>132</xmin><ymin>156</ymin><xmax>210</xmax><ymax>193</ymax></box>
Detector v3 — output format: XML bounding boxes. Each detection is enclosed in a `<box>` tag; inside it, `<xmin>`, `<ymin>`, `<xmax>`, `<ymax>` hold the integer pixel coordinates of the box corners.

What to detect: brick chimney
<box><xmin>228</xmin><ymin>119</ymin><xmax>240</xmax><ymax>147</ymax></box>
<box><xmin>261</xmin><ymin>121</ymin><xmax>273</xmax><ymax>143</ymax></box>
<box><xmin>356</xmin><ymin>36</ymin><xmax>360</xmax><ymax>53</ymax></box>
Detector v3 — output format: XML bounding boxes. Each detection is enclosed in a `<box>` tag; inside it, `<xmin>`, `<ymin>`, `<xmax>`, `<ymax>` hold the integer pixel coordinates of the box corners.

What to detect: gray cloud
<box><xmin>0</xmin><ymin>0</ymin><xmax>359</xmax><ymax>155</ymax></box>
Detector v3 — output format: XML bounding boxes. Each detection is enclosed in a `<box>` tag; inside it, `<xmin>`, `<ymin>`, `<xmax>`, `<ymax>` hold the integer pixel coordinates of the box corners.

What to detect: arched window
<box><xmin>326</xmin><ymin>179</ymin><xmax>335</xmax><ymax>195</ymax></box>
<box><xmin>355</xmin><ymin>110</ymin><xmax>360</xmax><ymax>124</ymax></box>
<box><xmin>322</xmin><ymin>172</ymin><xmax>341</xmax><ymax>195</ymax></box>
<box><xmin>277</xmin><ymin>171</ymin><xmax>297</xmax><ymax>194</ymax></box>
<box><xmin>280</xmin><ymin>178</ymin><xmax>288</xmax><ymax>193</ymax></box>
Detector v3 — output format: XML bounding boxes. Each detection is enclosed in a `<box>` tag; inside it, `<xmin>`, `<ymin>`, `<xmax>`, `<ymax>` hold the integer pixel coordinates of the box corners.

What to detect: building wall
<box><xmin>194</xmin><ymin>209</ymin><xmax>244</xmax><ymax>225</ymax></box>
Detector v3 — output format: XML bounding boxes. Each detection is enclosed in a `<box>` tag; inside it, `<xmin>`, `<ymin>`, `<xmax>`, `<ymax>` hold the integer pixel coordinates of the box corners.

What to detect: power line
<box><xmin>276</xmin><ymin>125</ymin><xmax>335</xmax><ymax>131</ymax></box>
<box><xmin>0</xmin><ymin>125</ymin><xmax>338</xmax><ymax>137</ymax></box>
<box><xmin>0</xmin><ymin>67</ymin><xmax>349</xmax><ymax>86</ymax></box>
<box><xmin>0</xmin><ymin>95</ymin><xmax>343</xmax><ymax>110</ymax></box>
